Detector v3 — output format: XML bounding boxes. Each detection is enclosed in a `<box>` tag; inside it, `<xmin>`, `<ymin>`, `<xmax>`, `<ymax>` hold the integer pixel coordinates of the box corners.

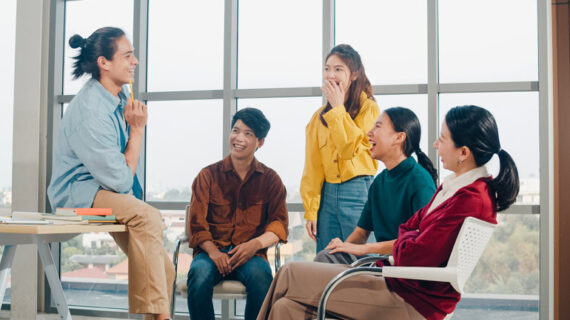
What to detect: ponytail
<box><xmin>416</xmin><ymin>148</ymin><xmax>438</xmax><ymax>187</ymax></box>
<box><xmin>489</xmin><ymin>149</ymin><xmax>520</xmax><ymax>211</ymax></box>
<box><xmin>445</xmin><ymin>105</ymin><xmax>520</xmax><ymax>212</ymax></box>
<box><xmin>69</xmin><ymin>27</ymin><xmax>126</xmax><ymax>80</ymax></box>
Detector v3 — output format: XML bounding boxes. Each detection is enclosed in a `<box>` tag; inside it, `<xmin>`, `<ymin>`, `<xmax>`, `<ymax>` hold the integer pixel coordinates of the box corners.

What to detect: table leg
<box><xmin>0</xmin><ymin>245</ymin><xmax>17</xmax><ymax>308</ymax></box>
<box><xmin>37</xmin><ymin>242</ymin><xmax>72</xmax><ymax>320</ymax></box>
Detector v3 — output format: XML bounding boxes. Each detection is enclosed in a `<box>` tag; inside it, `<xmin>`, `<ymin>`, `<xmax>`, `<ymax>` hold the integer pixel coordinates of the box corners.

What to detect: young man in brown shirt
<box><xmin>186</xmin><ymin>108</ymin><xmax>289</xmax><ymax>320</ymax></box>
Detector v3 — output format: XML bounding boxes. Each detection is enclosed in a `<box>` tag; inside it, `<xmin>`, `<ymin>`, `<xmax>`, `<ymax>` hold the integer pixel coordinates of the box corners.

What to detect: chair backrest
<box><xmin>447</xmin><ymin>216</ymin><xmax>496</xmax><ymax>293</ymax></box>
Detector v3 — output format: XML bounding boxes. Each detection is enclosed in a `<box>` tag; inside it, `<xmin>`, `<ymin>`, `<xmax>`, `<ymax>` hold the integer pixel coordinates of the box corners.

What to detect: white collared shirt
<box><xmin>426</xmin><ymin>166</ymin><xmax>490</xmax><ymax>215</ymax></box>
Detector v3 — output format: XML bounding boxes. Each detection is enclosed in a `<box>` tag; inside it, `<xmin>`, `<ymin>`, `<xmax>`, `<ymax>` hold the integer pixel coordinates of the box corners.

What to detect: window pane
<box><xmin>61</xmin><ymin>233</ymin><xmax>128</xmax><ymax>310</ymax></box>
<box><xmin>147</xmin><ymin>0</ymin><xmax>223</xmax><ymax>91</ymax></box>
<box><xmin>0</xmin><ymin>0</ymin><xmax>16</xmax><ymax>215</ymax></box>
<box><xmin>237</xmin><ymin>97</ymin><xmax>321</xmax><ymax>202</ymax></box>
<box><xmin>439</xmin><ymin>0</ymin><xmax>538</xmax><ymax>83</ymax></box>
<box><xmin>146</xmin><ymin>100</ymin><xmax>223</xmax><ymax>201</ymax></box>
<box><xmin>336</xmin><ymin>0</ymin><xmax>427</xmax><ymax>85</ymax></box>
<box><xmin>63</xmin><ymin>0</ymin><xmax>134</xmax><ymax>95</ymax></box>
<box><xmin>439</xmin><ymin>93</ymin><xmax>539</xmax><ymax>205</ymax></box>
<box><xmin>238</xmin><ymin>0</ymin><xmax>322</xmax><ymax>88</ymax></box>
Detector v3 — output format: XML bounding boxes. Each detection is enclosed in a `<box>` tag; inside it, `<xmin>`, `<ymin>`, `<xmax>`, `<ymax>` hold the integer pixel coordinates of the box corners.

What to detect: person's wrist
<box><xmin>129</xmin><ymin>126</ymin><xmax>145</xmax><ymax>135</ymax></box>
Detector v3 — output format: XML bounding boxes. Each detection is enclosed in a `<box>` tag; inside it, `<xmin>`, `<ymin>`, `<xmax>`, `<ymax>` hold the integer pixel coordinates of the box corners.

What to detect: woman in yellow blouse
<box><xmin>301</xmin><ymin>44</ymin><xmax>379</xmax><ymax>253</ymax></box>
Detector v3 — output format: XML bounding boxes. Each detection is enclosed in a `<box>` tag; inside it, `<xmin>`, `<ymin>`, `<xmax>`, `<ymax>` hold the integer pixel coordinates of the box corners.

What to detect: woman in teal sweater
<box><xmin>315</xmin><ymin>107</ymin><xmax>437</xmax><ymax>263</ymax></box>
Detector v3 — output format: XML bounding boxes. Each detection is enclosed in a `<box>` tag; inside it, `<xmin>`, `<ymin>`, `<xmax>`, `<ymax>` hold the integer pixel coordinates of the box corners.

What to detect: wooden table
<box><xmin>0</xmin><ymin>223</ymin><xmax>127</xmax><ymax>320</ymax></box>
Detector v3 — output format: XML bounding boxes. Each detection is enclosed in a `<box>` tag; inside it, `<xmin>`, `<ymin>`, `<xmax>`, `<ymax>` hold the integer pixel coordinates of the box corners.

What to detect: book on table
<box><xmin>55</xmin><ymin>207</ymin><xmax>112</xmax><ymax>216</ymax></box>
<box><xmin>11</xmin><ymin>211</ymin><xmax>117</xmax><ymax>224</ymax></box>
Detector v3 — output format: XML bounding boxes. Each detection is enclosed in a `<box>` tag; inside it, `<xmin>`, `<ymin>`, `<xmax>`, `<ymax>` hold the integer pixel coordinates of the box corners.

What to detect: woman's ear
<box><xmin>351</xmin><ymin>71</ymin><xmax>359</xmax><ymax>81</ymax></box>
<box><xmin>458</xmin><ymin>146</ymin><xmax>472</xmax><ymax>162</ymax></box>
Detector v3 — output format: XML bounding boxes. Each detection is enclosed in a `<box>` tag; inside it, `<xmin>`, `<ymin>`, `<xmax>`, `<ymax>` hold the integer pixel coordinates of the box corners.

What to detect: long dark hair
<box><xmin>384</xmin><ymin>107</ymin><xmax>438</xmax><ymax>186</ymax></box>
<box><xmin>445</xmin><ymin>105</ymin><xmax>520</xmax><ymax>211</ymax></box>
<box><xmin>69</xmin><ymin>27</ymin><xmax>126</xmax><ymax>80</ymax></box>
<box><xmin>320</xmin><ymin>44</ymin><xmax>374</xmax><ymax>126</ymax></box>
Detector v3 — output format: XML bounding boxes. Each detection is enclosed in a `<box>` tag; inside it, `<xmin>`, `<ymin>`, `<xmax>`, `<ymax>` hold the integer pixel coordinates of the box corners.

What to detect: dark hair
<box><xmin>231</xmin><ymin>108</ymin><xmax>271</xmax><ymax>140</ymax></box>
<box><xmin>384</xmin><ymin>107</ymin><xmax>438</xmax><ymax>186</ymax></box>
<box><xmin>445</xmin><ymin>105</ymin><xmax>520</xmax><ymax>211</ymax></box>
<box><xmin>320</xmin><ymin>44</ymin><xmax>374</xmax><ymax>126</ymax></box>
<box><xmin>69</xmin><ymin>27</ymin><xmax>126</xmax><ymax>80</ymax></box>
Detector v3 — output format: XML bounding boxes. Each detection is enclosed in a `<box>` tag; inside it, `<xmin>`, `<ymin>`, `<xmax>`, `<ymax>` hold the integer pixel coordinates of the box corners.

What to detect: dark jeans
<box><xmin>187</xmin><ymin>247</ymin><xmax>273</xmax><ymax>320</ymax></box>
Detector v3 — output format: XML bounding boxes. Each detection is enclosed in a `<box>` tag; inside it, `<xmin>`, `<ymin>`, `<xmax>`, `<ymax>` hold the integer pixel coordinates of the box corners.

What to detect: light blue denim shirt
<box><xmin>47</xmin><ymin>78</ymin><xmax>143</xmax><ymax>210</ymax></box>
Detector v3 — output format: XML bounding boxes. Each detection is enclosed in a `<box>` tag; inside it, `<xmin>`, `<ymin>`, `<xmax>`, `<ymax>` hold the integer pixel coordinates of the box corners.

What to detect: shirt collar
<box><xmin>221</xmin><ymin>155</ymin><xmax>265</xmax><ymax>174</ymax></box>
<box><xmin>89</xmin><ymin>79</ymin><xmax>129</xmax><ymax>113</ymax></box>
<box><xmin>441</xmin><ymin>166</ymin><xmax>490</xmax><ymax>194</ymax></box>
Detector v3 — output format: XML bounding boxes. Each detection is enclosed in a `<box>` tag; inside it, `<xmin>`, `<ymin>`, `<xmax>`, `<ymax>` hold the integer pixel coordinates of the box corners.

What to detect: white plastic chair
<box><xmin>171</xmin><ymin>205</ymin><xmax>281</xmax><ymax>319</ymax></box>
<box><xmin>316</xmin><ymin>216</ymin><xmax>496</xmax><ymax>320</ymax></box>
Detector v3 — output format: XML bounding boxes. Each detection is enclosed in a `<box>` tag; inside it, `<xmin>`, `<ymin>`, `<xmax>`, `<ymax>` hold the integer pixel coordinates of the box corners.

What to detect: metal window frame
<box><xmin>43</xmin><ymin>0</ymin><xmax>551</xmax><ymax>318</ymax></box>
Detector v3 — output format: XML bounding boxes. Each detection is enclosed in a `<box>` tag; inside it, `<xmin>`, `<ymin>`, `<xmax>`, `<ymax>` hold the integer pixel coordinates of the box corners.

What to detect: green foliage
<box><xmin>465</xmin><ymin>214</ymin><xmax>539</xmax><ymax>295</ymax></box>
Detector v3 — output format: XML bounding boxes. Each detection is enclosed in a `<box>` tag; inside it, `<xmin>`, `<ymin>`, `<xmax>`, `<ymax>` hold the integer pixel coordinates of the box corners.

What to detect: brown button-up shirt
<box><xmin>188</xmin><ymin>156</ymin><xmax>289</xmax><ymax>259</ymax></box>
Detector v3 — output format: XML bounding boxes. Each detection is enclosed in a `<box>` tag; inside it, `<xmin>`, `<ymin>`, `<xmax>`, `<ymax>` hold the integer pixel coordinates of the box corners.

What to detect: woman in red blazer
<box><xmin>257</xmin><ymin>105</ymin><xmax>520</xmax><ymax>320</ymax></box>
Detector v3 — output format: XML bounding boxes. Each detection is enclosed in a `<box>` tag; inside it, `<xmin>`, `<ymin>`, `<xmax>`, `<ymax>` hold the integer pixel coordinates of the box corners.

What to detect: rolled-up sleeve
<box><xmin>67</xmin><ymin>116</ymin><xmax>133</xmax><ymax>193</ymax></box>
<box><xmin>188</xmin><ymin>169</ymin><xmax>214</xmax><ymax>249</ymax></box>
<box><xmin>264</xmin><ymin>171</ymin><xmax>289</xmax><ymax>243</ymax></box>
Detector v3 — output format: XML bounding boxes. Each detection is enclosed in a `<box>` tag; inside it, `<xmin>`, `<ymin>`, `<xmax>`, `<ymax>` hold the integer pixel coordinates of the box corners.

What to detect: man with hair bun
<box><xmin>47</xmin><ymin>27</ymin><xmax>173</xmax><ymax>320</ymax></box>
<box><xmin>186</xmin><ymin>107</ymin><xmax>289</xmax><ymax>320</ymax></box>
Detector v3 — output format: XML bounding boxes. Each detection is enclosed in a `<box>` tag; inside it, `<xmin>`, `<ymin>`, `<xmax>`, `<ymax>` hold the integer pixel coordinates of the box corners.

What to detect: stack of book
<box><xmin>53</xmin><ymin>208</ymin><xmax>117</xmax><ymax>223</ymax></box>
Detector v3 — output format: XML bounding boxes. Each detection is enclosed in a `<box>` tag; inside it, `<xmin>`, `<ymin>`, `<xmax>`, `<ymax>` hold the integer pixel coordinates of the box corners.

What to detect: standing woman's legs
<box><xmin>337</xmin><ymin>175</ymin><xmax>373</xmax><ymax>240</ymax></box>
<box><xmin>316</xmin><ymin>182</ymin><xmax>342</xmax><ymax>253</ymax></box>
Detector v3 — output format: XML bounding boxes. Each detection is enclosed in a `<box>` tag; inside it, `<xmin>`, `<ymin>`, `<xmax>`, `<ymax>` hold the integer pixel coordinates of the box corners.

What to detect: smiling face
<box><xmin>229</xmin><ymin>120</ymin><xmax>264</xmax><ymax>161</ymax></box>
<box><xmin>323</xmin><ymin>54</ymin><xmax>355</xmax><ymax>94</ymax></box>
<box><xmin>367</xmin><ymin>113</ymin><xmax>404</xmax><ymax>162</ymax></box>
<box><xmin>99</xmin><ymin>36</ymin><xmax>138</xmax><ymax>86</ymax></box>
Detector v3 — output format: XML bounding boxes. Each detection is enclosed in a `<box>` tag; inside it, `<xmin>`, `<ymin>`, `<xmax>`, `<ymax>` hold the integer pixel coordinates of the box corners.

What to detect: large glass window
<box><xmin>63</xmin><ymin>0</ymin><xmax>134</xmax><ymax>95</ymax></box>
<box><xmin>336</xmin><ymin>0</ymin><xmax>428</xmax><ymax>85</ymax></box>
<box><xmin>238</xmin><ymin>0</ymin><xmax>322</xmax><ymax>88</ymax></box>
<box><xmin>0</xmin><ymin>0</ymin><xmax>16</xmax><ymax>215</ymax></box>
<box><xmin>147</xmin><ymin>0</ymin><xmax>224</xmax><ymax>91</ymax></box>
<box><xmin>439</xmin><ymin>0</ymin><xmax>538</xmax><ymax>83</ymax></box>
<box><xmin>49</xmin><ymin>0</ymin><xmax>544</xmax><ymax>318</ymax></box>
<box><xmin>146</xmin><ymin>100</ymin><xmax>223</xmax><ymax>201</ymax></box>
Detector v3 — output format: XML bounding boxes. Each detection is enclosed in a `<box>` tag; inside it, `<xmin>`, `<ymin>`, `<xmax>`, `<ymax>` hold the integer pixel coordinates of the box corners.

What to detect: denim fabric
<box><xmin>187</xmin><ymin>247</ymin><xmax>273</xmax><ymax>320</ymax></box>
<box><xmin>316</xmin><ymin>175</ymin><xmax>373</xmax><ymax>252</ymax></box>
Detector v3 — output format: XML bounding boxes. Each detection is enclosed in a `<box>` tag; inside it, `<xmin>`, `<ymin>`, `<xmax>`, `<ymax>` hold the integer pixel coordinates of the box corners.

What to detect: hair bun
<box><xmin>69</xmin><ymin>34</ymin><xmax>86</xmax><ymax>49</ymax></box>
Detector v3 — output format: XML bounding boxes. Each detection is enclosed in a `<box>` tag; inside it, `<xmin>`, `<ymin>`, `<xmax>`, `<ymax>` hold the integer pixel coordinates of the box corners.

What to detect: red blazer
<box><xmin>380</xmin><ymin>177</ymin><xmax>498</xmax><ymax>320</ymax></box>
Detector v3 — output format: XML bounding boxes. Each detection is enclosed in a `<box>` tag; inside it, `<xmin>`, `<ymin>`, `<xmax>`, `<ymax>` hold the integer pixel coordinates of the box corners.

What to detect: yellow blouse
<box><xmin>301</xmin><ymin>92</ymin><xmax>379</xmax><ymax>221</ymax></box>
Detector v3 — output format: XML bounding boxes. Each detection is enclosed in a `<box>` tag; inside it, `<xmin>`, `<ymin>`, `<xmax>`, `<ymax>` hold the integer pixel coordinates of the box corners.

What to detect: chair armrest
<box><xmin>274</xmin><ymin>242</ymin><xmax>282</xmax><ymax>271</ymax></box>
<box><xmin>350</xmin><ymin>254</ymin><xmax>391</xmax><ymax>267</ymax></box>
<box><xmin>317</xmin><ymin>266</ymin><xmax>383</xmax><ymax>320</ymax></box>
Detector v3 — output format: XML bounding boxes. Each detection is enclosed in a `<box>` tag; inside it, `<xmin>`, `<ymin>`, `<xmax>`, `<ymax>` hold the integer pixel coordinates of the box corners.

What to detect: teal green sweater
<box><xmin>357</xmin><ymin>157</ymin><xmax>436</xmax><ymax>241</ymax></box>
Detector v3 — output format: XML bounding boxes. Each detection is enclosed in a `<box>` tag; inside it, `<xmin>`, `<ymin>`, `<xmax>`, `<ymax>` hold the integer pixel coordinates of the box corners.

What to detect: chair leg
<box><xmin>221</xmin><ymin>299</ymin><xmax>230</xmax><ymax>320</ymax></box>
<box><xmin>170</xmin><ymin>239</ymin><xmax>184</xmax><ymax>318</ymax></box>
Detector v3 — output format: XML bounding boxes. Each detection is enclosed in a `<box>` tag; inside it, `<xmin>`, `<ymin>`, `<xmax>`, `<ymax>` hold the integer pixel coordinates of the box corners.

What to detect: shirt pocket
<box><xmin>207</xmin><ymin>198</ymin><xmax>233</xmax><ymax>225</ymax></box>
<box><xmin>318</xmin><ymin>127</ymin><xmax>328</xmax><ymax>149</ymax></box>
<box><xmin>244</xmin><ymin>200</ymin><xmax>265</xmax><ymax>225</ymax></box>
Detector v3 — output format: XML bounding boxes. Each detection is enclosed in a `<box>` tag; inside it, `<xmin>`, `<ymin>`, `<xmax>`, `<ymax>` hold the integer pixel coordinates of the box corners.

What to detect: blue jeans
<box><xmin>316</xmin><ymin>175</ymin><xmax>373</xmax><ymax>253</ymax></box>
<box><xmin>187</xmin><ymin>247</ymin><xmax>273</xmax><ymax>320</ymax></box>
